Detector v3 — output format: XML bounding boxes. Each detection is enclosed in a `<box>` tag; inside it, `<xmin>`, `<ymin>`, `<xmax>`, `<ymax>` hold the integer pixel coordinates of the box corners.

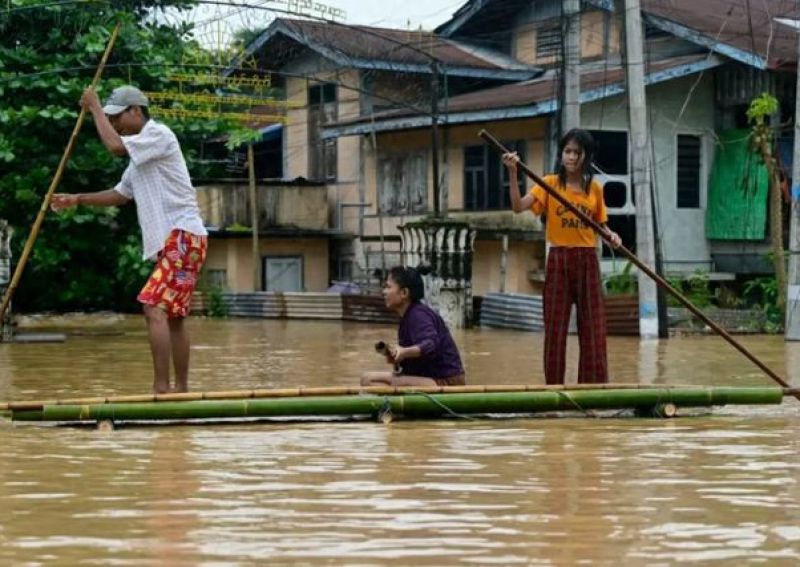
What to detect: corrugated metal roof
<box><xmin>642</xmin><ymin>0</ymin><xmax>799</xmax><ymax>68</ymax></box>
<box><xmin>325</xmin><ymin>54</ymin><xmax>719</xmax><ymax>135</ymax></box>
<box><xmin>438</xmin><ymin>0</ymin><xmax>800</xmax><ymax>69</ymax></box>
<box><xmin>232</xmin><ymin>18</ymin><xmax>540</xmax><ymax>79</ymax></box>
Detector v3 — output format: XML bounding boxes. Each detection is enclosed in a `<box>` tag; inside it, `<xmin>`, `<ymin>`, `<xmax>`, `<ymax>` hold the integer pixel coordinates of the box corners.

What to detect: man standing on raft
<box><xmin>51</xmin><ymin>85</ymin><xmax>208</xmax><ymax>394</ymax></box>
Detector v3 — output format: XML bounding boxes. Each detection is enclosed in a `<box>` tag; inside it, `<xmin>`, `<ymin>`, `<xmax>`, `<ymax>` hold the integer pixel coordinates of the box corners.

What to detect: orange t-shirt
<box><xmin>529</xmin><ymin>174</ymin><xmax>607</xmax><ymax>247</ymax></box>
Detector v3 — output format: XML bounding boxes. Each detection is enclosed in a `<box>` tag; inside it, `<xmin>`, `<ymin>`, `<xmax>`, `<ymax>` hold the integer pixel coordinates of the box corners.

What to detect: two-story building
<box><xmin>216</xmin><ymin>0</ymin><xmax>798</xmax><ymax>297</ymax></box>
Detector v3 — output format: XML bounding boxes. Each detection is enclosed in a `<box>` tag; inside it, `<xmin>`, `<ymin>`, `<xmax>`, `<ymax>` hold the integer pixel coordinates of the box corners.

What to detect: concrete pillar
<box><xmin>398</xmin><ymin>220</ymin><xmax>476</xmax><ymax>329</ymax></box>
<box><xmin>0</xmin><ymin>220</ymin><xmax>12</xmax><ymax>341</ymax></box>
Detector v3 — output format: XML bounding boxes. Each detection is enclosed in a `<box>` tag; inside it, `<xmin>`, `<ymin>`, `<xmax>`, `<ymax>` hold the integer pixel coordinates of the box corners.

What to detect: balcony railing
<box><xmin>196</xmin><ymin>179</ymin><xmax>329</xmax><ymax>232</ymax></box>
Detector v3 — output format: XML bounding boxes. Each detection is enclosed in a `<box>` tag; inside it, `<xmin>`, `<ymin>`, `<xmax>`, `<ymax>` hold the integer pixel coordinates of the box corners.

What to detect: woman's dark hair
<box><xmin>387</xmin><ymin>265</ymin><xmax>431</xmax><ymax>302</ymax></box>
<box><xmin>556</xmin><ymin>128</ymin><xmax>596</xmax><ymax>194</ymax></box>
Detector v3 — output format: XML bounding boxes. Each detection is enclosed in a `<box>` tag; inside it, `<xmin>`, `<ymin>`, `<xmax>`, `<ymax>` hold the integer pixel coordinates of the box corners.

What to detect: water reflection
<box><xmin>0</xmin><ymin>317</ymin><xmax>799</xmax><ymax>564</ymax></box>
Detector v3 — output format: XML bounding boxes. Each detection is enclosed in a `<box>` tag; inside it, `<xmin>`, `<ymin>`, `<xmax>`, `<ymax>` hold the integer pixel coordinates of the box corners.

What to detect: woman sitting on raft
<box><xmin>361</xmin><ymin>266</ymin><xmax>466</xmax><ymax>387</ymax></box>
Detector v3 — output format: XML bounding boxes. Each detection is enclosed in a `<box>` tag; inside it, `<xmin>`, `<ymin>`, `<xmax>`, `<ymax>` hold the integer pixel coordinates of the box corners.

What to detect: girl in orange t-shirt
<box><xmin>503</xmin><ymin>129</ymin><xmax>621</xmax><ymax>384</ymax></box>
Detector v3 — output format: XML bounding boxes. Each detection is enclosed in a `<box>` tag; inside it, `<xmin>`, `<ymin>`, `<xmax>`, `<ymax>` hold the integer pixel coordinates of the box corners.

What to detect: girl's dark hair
<box><xmin>556</xmin><ymin>128</ymin><xmax>596</xmax><ymax>194</ymax></box>
<box><xmin>387</xmin><ymin>265</ymin><xmax>431</xmax><ymax>302</ymax></box>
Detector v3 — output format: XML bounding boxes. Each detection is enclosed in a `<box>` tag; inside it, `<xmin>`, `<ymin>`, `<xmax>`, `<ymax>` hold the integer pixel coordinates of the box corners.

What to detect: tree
<box><xmin>746</xmin><ymin>92</ymin><xmax>786</xmax><ymax>317</ymax></box>
<box><xmin>0</xmin><ymin>0</ymin><xmax>234</xmax><ymax>312</ymax></box>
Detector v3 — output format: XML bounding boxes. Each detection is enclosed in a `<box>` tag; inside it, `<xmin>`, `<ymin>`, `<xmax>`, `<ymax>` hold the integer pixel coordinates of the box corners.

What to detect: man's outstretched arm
<box><xmin>51</xmin><ymin>190</ymin><xmax>130</xmax><ymax>211</ymax></box>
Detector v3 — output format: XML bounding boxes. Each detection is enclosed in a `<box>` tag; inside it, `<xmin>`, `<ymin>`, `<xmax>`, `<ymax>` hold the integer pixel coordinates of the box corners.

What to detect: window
<box><xmin>587</xmin><ymin>130</ymin><xmax>628</xmax><ymax>175</ymax></box>
<box><xmin>536</xmin><ymin>24</ymin><xmax>561</xmax><ymax>59</ymax></box>
<box><xmin>378</xmin><ymin>152</ymin><xmax>427</xmax><ymax>215</ymax></box>
<box><xmin>323</xmin><ymin>139</ymin><xmax>337</xmax><ymax>182</ymax></box>
<box><xmin>309</xmin><ymin>83</ymin><xmax>336</xmax><ymax>105</ymax></box>
<box><xmin>308</xmin><ymin>82</ymin><xmax>337</xmax><ymax>181</ymax></box>
<box><xmin>263</xmin><ymin>256</ymin><xmax>303</xmax><ymax>292</ymax></box>
<box><xmin>463</xmin><ymin>140</ymin><xmax>526</xmax><ymax>211</ymax></box>
<box><xmin>201</xmin><ymin>269</ymin><xmax>228</xmax><ymax>291</ymax></box>
<box><xmin>677</xmin><ymin>134</ymin><xmax>702</xmax><ymax>208</ymax></box>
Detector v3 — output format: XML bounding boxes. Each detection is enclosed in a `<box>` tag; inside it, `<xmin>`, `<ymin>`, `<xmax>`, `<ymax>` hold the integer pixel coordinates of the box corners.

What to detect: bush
<box><xmin>665</xmin><ymin>271</ymin><xmax>714</xmax><ymax>308</ymax></box>
<box><xmin>206</xmin><ymin>285</ymin><xmax>228</xmax><ymax>318</ymax></box>
<box><xmin>605</xmin><ymin>261</ymin><xmax>637</xmax><ymax>295</ymax></box>
<box><xmin>743</xmin><ymin>276</ymin><xmax>782</xmax><ymax>332</ymax></box>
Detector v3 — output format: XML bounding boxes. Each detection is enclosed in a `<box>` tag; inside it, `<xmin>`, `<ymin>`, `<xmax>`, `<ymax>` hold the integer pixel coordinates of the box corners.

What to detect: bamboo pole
<box><xmin>478</xmin><ymin>129</ymin><xmax>794</xmax><ymax>394</ymax></box>
<box><xmin>9</xmin><ymin>387</ymin><xmax>785</xmax><ymax>423</ymax></box>
<box><xmin>0</xmin><ymin>22</ymin><xmax>122</xmax><ymax>325</ymax></box>
<box><xmin>1</xmin><ymin>383</ymin><xmax>793</xmax><ymax>413</ymax></box>
<box><xmin>0</xmin><ymin>382</ymin><xmax>748</xmax><ymax>411</ymax></box>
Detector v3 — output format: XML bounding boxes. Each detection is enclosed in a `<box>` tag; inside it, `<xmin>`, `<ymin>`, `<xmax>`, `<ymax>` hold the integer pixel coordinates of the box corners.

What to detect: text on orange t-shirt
<box><xmin>529</xmin><ymin>174</ymin><xmax>607</xmax><ymax>247</ymax></box>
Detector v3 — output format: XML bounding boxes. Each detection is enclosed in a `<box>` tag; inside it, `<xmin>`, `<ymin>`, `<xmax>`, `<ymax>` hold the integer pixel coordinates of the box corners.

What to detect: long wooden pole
<box><xmin>247</xmin><ymin>143</ymin><xmax>260</xmax><ymax>290</ymax></box>
<box><xmin>478</xmin><ymin>129</ymin><xmax>792</xmax><ymax>392</ymax></box>
<box><xmin>0</xmin><ymin>22</ymin><xmax>122</xmax><ymax>325</ymax></box>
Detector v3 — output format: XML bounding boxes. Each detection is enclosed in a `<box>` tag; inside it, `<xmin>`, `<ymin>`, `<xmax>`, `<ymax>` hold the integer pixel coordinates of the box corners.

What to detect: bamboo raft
<box><xmin>1</xmin><ymin>384</ymin><xmax>795</xmax><ymax>425</ymax></box>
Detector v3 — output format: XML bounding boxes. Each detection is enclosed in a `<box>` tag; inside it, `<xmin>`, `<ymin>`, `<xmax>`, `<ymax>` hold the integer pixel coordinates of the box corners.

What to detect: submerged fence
<box><xmin>192</xmin><ymin>292</ymin><xmax>398</xmax><ymax>324</ymax></box>
<box><xmin>193</xmin><ymin>291</ymin><xmax>641</xmax><ymax>335</ymax></box>
<box><xmin>479</xmin><ymin>292</ymin><xmax>640</xmax><ymax>336</ymax></box>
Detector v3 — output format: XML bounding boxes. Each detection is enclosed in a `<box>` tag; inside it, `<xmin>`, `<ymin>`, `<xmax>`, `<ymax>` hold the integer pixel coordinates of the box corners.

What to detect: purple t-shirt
<box><xmin>398</xmin><ymin>302</ymin><xmax>464</xmax><ymax>379</ymax></box>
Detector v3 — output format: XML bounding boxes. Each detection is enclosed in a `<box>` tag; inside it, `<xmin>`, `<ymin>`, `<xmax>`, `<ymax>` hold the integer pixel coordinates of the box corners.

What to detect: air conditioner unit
<box><xmin>594</xmin><ymin>173</ymin><xmax>635</xmax><ymax>214</ymax></box>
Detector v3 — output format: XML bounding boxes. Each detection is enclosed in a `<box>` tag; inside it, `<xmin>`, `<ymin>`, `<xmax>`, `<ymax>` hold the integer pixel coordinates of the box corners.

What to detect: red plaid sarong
<box><xmin>137</xmin><ymin>229</ymin><xmax>207</xmax><ymax>318</ymax></box>
<box><xmin>543</xmin><ymin>247</ymin><xmax>608</xmax><ymax>384</ymax></box>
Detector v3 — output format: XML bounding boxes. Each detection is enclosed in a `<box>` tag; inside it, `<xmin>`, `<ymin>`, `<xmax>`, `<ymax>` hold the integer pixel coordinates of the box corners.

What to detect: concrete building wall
<box><xmin>472</xmin><ymin>238</ymin><xmax>546</xmax><ymax>296</ymax></box>
<box><xmin>581</xmin><ymin>73</ymin><xmax>716</xmax><ymax>273</ymax></box>
<box><xmin>282</xmin><ymin>54</ymin><xmax>364</xmax><ymax>235</ymax></box>
<box><xmin>360</xmin><ymin>118</ymin><xmax>548</xmax><ymax>233</ymax></box>
<box><xmin>335</xmin><ymin>69</ymin><xmax>363</xmax><ymax>234</ymax></box>
<box><xmin>513</xmin><ymin>9</ymin><xmax>620</xmax><ymax>66</ymax></box>
<box><xmin>285</xmin><ymin>75</ymin><xmax>309</xmax><ymax>179</ymax></box>
<box><xmin>354</xmin><ymin>118</ymin><xmax>550</xmax><ymax>294</ymax></box>
<box><xmin>204</xmin><ymin>237</ymin><xmax>330</xmax><ymax>292</ymax></box>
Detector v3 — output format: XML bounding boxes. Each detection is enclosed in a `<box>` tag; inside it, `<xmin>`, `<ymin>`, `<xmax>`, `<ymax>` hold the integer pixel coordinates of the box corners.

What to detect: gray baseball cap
<box><xmin>102</xmin><ymin>85</ymin><xmax>149</xmax><ymax>115</ymax></box>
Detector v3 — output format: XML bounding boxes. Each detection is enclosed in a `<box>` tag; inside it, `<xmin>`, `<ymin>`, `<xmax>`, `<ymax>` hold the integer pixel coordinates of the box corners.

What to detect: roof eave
<box><xmin>347</xmin><ymin>59</ymin><xmax>541</xmax><ymax>79</ymax></box>
<box><xmin>437</xmin><ymin>0</ymin><xmax>614</xmax><ymax>38</ymax></box>
<box><xmin>224</xmin><ymin>20</ymin><xmax>296</xmax><ymax>76</ymax></box>
<box><xmin>435</xmin><ymin>0</ymin><xmax>492</xmax><ymax>37</ymax></box>
<box><xmin>322</xmin><ymin>55</ymin><xmax>723</xmax><ymax>138</ymax></box>
<box><xmin>225</xmin><ymin>19</ymin><xmax>541</xmax><ymax>80</ymax></box>
<box><xmin>643</xmin><ymin>13</ymin><xmax>768</xmax><ymax>70</ymax></box>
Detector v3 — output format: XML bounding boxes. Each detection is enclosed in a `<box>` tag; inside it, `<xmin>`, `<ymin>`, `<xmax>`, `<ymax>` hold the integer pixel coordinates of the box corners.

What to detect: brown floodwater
<box><xmin>1</xmin><ymin>316</ymin><xmax>800</xmax><ymax>565</ymax></box>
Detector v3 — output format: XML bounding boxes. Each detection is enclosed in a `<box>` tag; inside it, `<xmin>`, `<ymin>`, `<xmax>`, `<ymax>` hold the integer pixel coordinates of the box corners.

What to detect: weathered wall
<box><xmin>204</xmin><ymin>237</ymin><xmax>330</xmax><ymax>292</ymax></box>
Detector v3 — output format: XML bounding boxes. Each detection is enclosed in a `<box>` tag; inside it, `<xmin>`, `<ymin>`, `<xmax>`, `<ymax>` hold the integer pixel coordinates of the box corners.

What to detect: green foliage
<box><xmin>742</xmin><ymin>276</ymin><xmax>783</xmax><ymax>332</ymax></box>
<box><xmin>0</xmin><ymin>1</ymin><xmax>237</xmax><ymax>312</ymax></box>
<box><xmin>225</xmin><ymin>222</ymin><xmax>253</xmax><ymax>232</ymax></box>
<box><xmin>225</xmin><ymin>129</ymin><xmax>263</xmax><ymax>151</ymax></box>
<box><xmin>715</xmin><ymin>285</ymin><xmax>742</xmax><ymax>309</ymax></box>
<box><xmin>604</xmin><ymin>261</ymin><xmax>637</xmax><ymax>295</ymax></box>
<box><xmin>746</xmin><ymin>93</ymin><xmax>779</xmax><ymax>126</ymax></box>
<box><xmin>666</xmin><ymin>271</ymin><xmax>714</xmax><ymax>309</ymax></box>
<box><xmin>205</xmin><ymin>285</ymin><xmax>229</xmax><ymax>318</ymax></box>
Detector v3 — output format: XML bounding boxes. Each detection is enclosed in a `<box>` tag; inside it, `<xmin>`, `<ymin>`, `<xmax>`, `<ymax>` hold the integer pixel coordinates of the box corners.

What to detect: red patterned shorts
<box><xmin>137</xmin><ymin>229</ymin><xmax>207</xmax><ymax>318</ymax></box>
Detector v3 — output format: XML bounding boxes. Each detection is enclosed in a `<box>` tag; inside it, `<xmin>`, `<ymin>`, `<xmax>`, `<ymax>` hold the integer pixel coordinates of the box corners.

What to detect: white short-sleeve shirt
<box><xmin>114</xmin><ymin>120</ymin><xmax>207</xmax><ymax>260</ymax></box>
